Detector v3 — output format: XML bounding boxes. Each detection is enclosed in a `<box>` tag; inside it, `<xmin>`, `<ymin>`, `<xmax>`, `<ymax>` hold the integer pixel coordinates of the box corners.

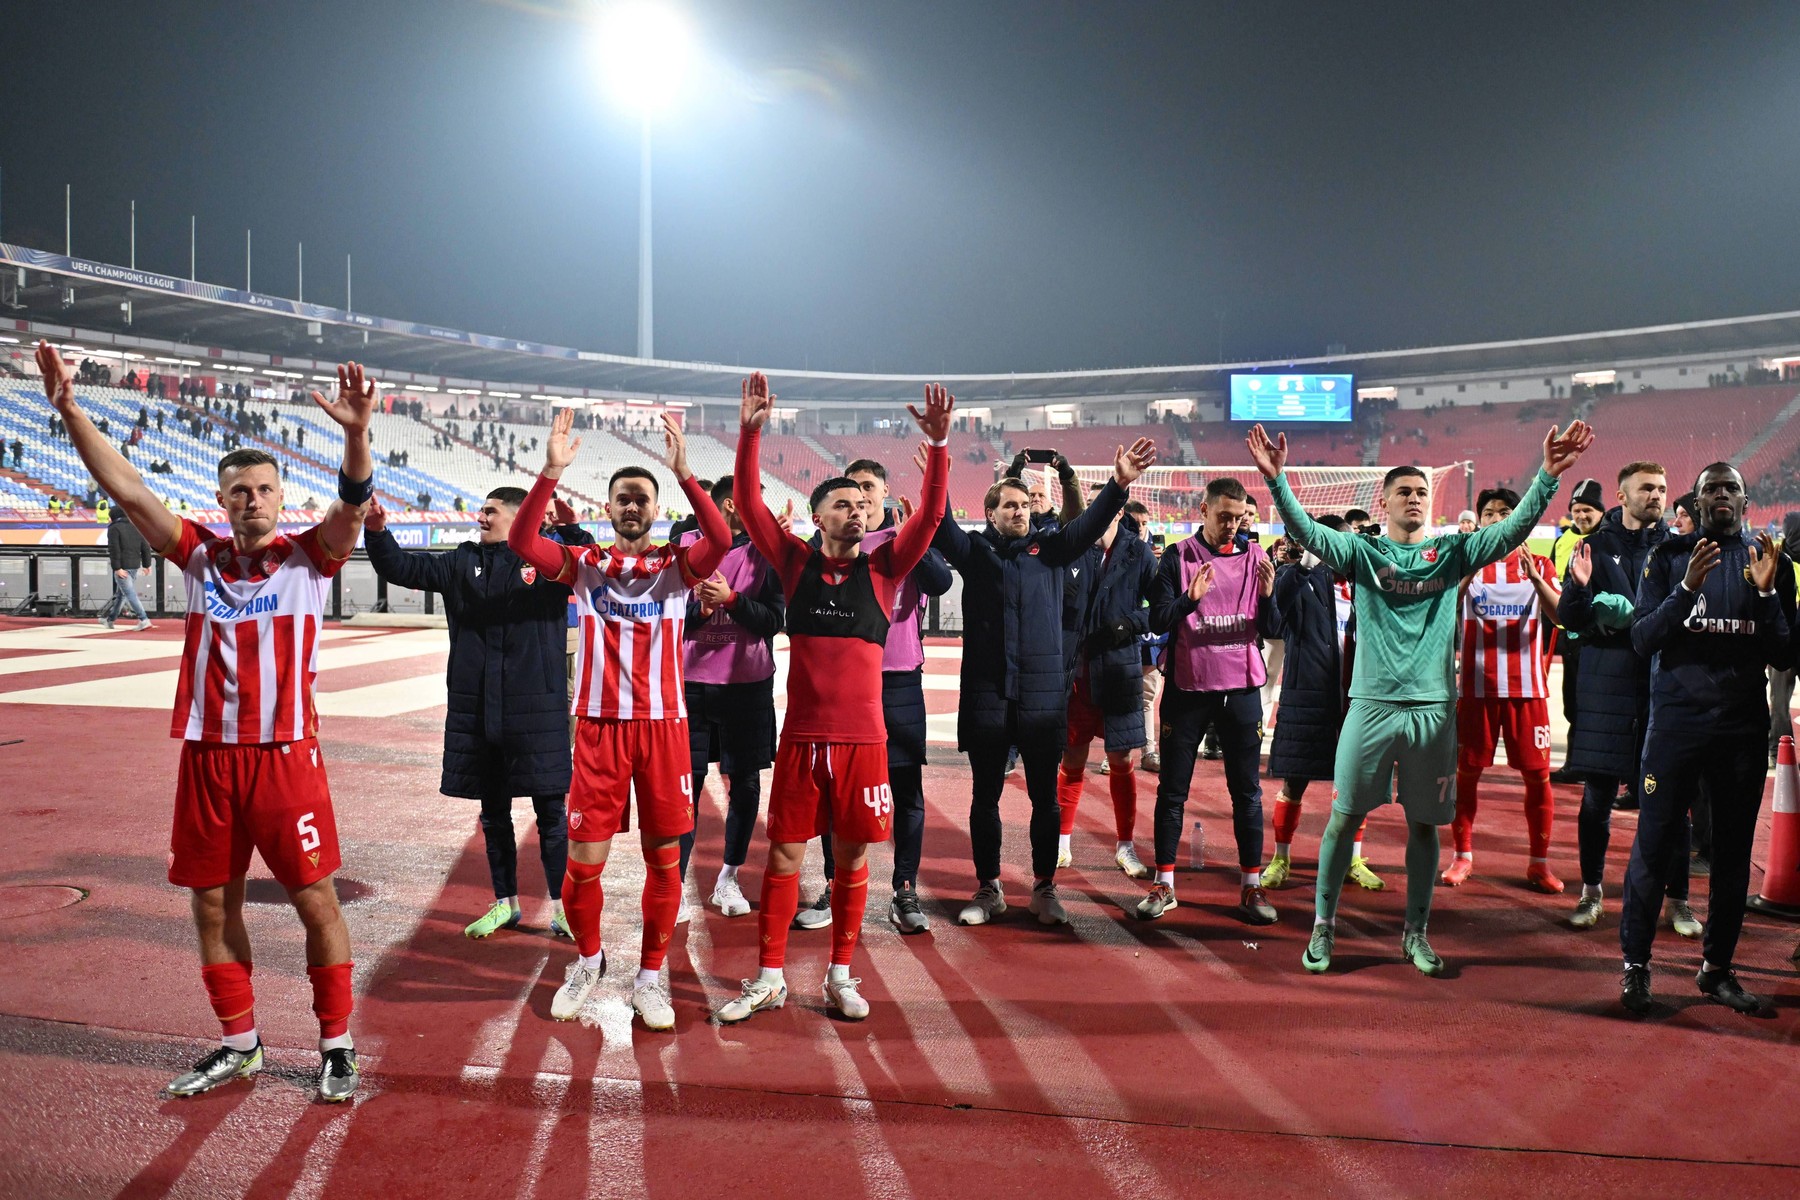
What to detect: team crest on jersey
<box><xmin>1643</xmin><ymin>774</ymin><xmax>1657</xmax><ymax>794</ymax></box>
<box><xmin>1027</xmin><ymin>544</ymin><xmax>1040</xmax><ymax>555</ymax></box>
<box><xmin>521</xmin><ymin>565</ymin><xmax>538</xmax><ymax>585</ymax></box>
<box><xmin>568</xmin><ymin>810</ymin><xmax>583</xmax><ymax>831</ymax></box>
<box><xmin>215</xmin><ymin>547</ymin><xmax>233</xmax><ymax>569</ymax></box>
<box><xmin>1422</xmin><ymin>546</ymin><xmax>1438</xmax><ymax>563</ymax></box>
<box><xmin>260</xmin><ymin>554</ymin><xmax>281</xmax><ymax>577</ymax></box>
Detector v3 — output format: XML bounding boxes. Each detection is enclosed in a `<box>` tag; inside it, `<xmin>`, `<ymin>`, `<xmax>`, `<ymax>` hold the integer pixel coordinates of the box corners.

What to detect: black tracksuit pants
<box><xmin>1153</xmin><ymin>685</ymin><xmax>1264</xmax><ymax>872</ymax></box>
<box><xmin>478</xmin><ymin>791</ymin><xmax>568</xmax><ymax>900</ymax></box>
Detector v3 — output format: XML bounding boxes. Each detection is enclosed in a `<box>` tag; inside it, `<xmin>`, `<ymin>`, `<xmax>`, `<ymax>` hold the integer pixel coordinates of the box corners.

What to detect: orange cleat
<box><xmin>1526</xmin><ymin>864</ymin><xmax>1565</xmax><ymax>894</ymax></box>
<box><xmin>1440</xmin><ymin>857</ymin><xmax>1474</xmax><ymax>887</ymax></box>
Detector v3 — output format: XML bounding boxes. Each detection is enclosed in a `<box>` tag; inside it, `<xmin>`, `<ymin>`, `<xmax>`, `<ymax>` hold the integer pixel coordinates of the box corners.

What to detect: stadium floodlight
<box><xmin>594</xmin><ymin>3</ymin><xmax>693</xmax><ymax>114</ymax></box>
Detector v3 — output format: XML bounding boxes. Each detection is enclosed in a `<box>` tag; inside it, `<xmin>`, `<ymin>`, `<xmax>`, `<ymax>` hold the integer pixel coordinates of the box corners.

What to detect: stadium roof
<box><xmin>6</xmin><ymin>241</ymin><xmax>1799</xmax><ymax>405</ymax></box>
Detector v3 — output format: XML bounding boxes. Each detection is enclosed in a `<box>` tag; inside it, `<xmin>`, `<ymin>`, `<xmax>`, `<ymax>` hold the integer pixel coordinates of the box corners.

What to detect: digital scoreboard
<box><xmin>1228</xmin><ymin>373</ymin><xmax>1354</xmax><ymax>423</ymax></box>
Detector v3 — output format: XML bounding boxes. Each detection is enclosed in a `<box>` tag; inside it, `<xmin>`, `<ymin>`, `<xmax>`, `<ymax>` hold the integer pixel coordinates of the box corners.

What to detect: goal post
<box><xmin>1041</xmin><ymin>463</ymin><xmax>1472</xmax><ymax>528</ymax></box>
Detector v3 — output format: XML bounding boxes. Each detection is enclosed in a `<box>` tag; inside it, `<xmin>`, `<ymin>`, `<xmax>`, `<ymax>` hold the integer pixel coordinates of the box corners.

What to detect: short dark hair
<box><xmin>985</xmin><ymin>478</ymin><xmax>1031</xmax><ymax>511</ymax></box>
<box><xmin>810</xmin><ymin>476</ymin><xmax>861</xmax><ymax>512</ymax></box>
<box><xmin>844</xmin><ymin>458</ymin><xmax>887</xmax><ymax>481</ymax></box>
<box><xmin>217</xmin><ymin>448</ymin><xmax>279</xmax><ymax>478</ymax></box>
<box><xmin>693</xmin><ymin>478</ymin><xmax>714</xmax><ymax>494</ymax></box>
<box><xmin>1344</xmin><ymin>507</ymin><xmax>1371</xmax><ymax>524</ymax></box>
<box><xmin>1317</xmin><ymin>514</ymin><xmax>1349</xmax><ymax>532</ymax></box>
<box><xmin>1123</xmin><ymin>500</ymin><xmax>1151</xmax><ymax>519</ymax></box>
<box><xmin>1204</xmin><ymin>477</ymin><xmax>1247</xmax><ymax>502</ymax></box>
<box><xmin>1476</xmin><ymin>487</ymin><xmax>1520</xmax><ymax>513</ymax></box>
<box><xmin>1382</xmin><ymin>465</ymin><xmax>1428</xmax><ymax>491</ymax></box>
<box><xmin>709</xmin><ymin>475</ymin><xmax>734</xmax><ymax>506</ymax></box>
<box><xmin>485</xmin><ymin>486</ymin><xmax>528</xmax><ymax>508</ymax></box>
<box><xmin>1695</xmin><ymin>461</ymin><xmax>1741</xmax><ymax>492</ymax></box>
<box><xmin>608</xmin><ymin>466</ymin><xmax>658</xmax><ymax>498</ymax></box>
<box><xmin>1618</xmin><ymin>460</ymin><xmax>1665</xmax><ymax>486</ymax></box>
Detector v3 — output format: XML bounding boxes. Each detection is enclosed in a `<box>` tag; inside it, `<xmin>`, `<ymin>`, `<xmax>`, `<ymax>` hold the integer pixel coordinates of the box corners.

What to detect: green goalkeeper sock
<box><xmin>1404</xmin><ymin>820</ymin><xmax>1440</xmax><ymax>930</ymax></box>
<box><xmin>1314</xmin><ymin>809</ymin><xmax>1360</xmax><ymax>928</ymax></box>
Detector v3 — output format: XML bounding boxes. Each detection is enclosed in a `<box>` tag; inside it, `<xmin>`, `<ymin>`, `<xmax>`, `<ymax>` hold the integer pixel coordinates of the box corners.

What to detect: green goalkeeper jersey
<box><xmin>1270</xmin><ymin>468</ymin><xmax>1560</xmax><ymax>703</ymax></box>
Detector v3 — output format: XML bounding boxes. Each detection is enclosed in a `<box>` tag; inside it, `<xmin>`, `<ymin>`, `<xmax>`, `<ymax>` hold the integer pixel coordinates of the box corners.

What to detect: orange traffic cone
<box><xmin>1748</xmin><ymin>735</ymin><xmax>1800</xmax><ymax>918</ymax></box>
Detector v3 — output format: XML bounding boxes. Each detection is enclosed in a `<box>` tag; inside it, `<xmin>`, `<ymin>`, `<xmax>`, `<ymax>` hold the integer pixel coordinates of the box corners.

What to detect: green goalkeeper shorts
<box><xmin>1330</xmin><ymin>698</ymin><xmax>1458</xmax><ymax>826</ymax></box>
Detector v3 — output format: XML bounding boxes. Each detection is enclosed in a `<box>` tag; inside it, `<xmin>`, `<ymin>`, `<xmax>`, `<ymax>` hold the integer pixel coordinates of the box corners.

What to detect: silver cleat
<box><xmin>165</xmin><ymin>1043</ymin><xmax>263</xmax><ymax>1097</ymax></box>
<box><xmin>318</xmin><ymin>1047</ymin><xmax>359</xmax><ymax>1103</ymax></box>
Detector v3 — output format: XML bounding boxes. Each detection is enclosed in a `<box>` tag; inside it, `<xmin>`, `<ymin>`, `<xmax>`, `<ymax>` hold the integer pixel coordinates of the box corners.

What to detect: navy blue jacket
<box><xmin>366</xmin><ymin>524</ymin><xmax>593</xmax><ymax>799</ymax></box>
<box><xmin>1557</xmin><ymin>508</ymin><xmax>1665</xmax><ymax>778</ymax></box>
<box><xmin>934</xmin><ymin>479</ymin><xmax>1128</xmax><ymax>748</ymax></box>
<box><xmin>1267</xmin><ymin>561</ymin><xmax>1349</xmax><ymax>782</ymax></box>
<box><xmin>1632</xmin><ymin>528</ymin><xmax>1795</xmax><ymax>736</ymax></box>
<box><xmin>1068</xmin><ymin>516</ymin><xmax>1156</xmax><ymax>750</ymax></box>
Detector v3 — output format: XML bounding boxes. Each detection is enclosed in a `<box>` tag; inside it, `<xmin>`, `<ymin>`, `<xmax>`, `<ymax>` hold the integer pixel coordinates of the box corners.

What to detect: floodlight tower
<box><xmin>597</xmin><ymin>3</ymin><xmax>692</xmax><ymax>361</ymax></box>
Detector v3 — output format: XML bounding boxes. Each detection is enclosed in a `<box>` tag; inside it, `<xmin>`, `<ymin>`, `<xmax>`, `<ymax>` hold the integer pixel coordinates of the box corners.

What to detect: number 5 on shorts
<box><xmin>297</xmin><ymin>812</ymin><xmax>321</xmax><ymax>853</ymax></box>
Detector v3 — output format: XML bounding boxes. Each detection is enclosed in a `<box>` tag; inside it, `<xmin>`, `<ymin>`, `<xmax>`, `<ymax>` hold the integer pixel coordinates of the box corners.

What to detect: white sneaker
<box><xmin>1055</xmin><ymin>848</ymin><xmax>1073</xmax><ymax>869</ymax></box>
<box><xmin>1029</xmin><ymin>881</ymin><xmax>1070</xmax><ymax>926</ymax></box>
<box><xmin>1664</xmin><ymin>898</ymin><xmax>1702</xmax><ymax>939</ymax></box>
<box><xmin>823</xmin><ymin>975</ymin><xmax>870</xmax><ymax>1020</ymax></box>
<box><xmin>1115</xmin><ymin>844</ymin><xmax>1150</xmax><ymax>879</ymax></box>
<box><xmin>631</xmin><ymin>979</ymin><xmax>675</xmax><ymax>1031</ymax></box>
<box><xmin>551</xmin><ymin>956</ymin><xmax>605</xmax><ymax>1021</ymax></box>
<box><xmin>714</xmin><ymin>977</ymin><xmax>787</xmax><ymax>1024</ymax></box>
<box><xmin>133</xmin><ymin>619</ymin><xmax>152</xmax><ymax>631</ymax></box>
<box><xmin>957</xmin><ymin>881</ymin><xmax>1007</xmax><ymax>926</ymax></box>
<box><xmin>710</xmin><ymin>876</ymin><xmax>750</xmax><ymax>917</ymax></box>
<box><xmin>675</xmin><ymin>903</ymin><xmax>693</xmax><ymax>925</ymax></box>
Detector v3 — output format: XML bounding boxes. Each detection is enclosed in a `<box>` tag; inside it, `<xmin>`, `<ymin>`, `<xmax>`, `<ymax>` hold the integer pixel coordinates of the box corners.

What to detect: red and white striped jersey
<box><xmin>568</xmin><ymin>542</ymin><xmax>697</xmax><ymax>720</ymax></box>
<box><xmin>163</xmin><ymin>519</ymin><xmax>346</xmax><ymax>743</ymax></box>
<box><xmin>1460</xmin><ymin>549</ymin><xmax>1558</xmax><ymax>699</ymax></box>
<box><xmin>1332</xmin><ymin>579</ymin><xmax>1354</xmax><ymax>657</ymax></box>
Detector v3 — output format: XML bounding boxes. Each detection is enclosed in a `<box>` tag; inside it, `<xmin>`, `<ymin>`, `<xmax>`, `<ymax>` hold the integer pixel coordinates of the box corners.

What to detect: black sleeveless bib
<box><xmin>786</xmin><ymin>550</ymin><xmax>890</xmax><ymax>646</ymax></box>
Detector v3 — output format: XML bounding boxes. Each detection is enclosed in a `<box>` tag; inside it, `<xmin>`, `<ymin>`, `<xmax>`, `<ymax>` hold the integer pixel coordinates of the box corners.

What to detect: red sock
<box><xmin>759</xmin><ymin>870</ymin><xmax>801</xmax><ymax>969</ymax></box>
<box><xmin>1522</xmin><ymin>769</ymin><xmax>1554</xmax><ymax>859</ymax></box>
<box><xmin>1108</xmin><ymin>761</ymin><xmax>1136</xmax><ymax>842</ymax></box>
<box><xmin>830</xmin><ymin>862</ymin><xmax>870</xmax><ymax>966</ymax></box>
<box><xmin>1057</xmin><ymin>765</ymin><xmax>1083</xmax><ymax>835</ymax></box>
<box><xmin>564</xmin><ymin>859</ymin><xmax>605</xmax><ymax>959</ymax></box>
<box><xmin>200</xmin><ymin>960</ymin><xmax>255</xmax><ymax>1037</ymax></box>
<box><xmin>1272</xmin><ymin>791</ymin><xmax>1301</xmax><ymax>847</ymax></box>
<box><xmin>640</xmin><ymin>846</ymin><xmax>682</xmax><ymax>972</ymax></box>
<box><xmin>1452</xmin><ymin>767</ymin><xmax>1481</xmax><ymax>854</ymax></box>
<box><xmin>306</xmin><ymin>961</ymin><xmax>353</xmax><ymax>1040</ymax></box>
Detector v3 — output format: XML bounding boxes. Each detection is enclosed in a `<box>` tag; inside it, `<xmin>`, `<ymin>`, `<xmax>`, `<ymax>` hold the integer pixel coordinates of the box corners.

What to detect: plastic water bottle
<box><xmin>1189</xmin><ymin>820</ymin><xmax>1206</xmax><ymax>870</ymax></box>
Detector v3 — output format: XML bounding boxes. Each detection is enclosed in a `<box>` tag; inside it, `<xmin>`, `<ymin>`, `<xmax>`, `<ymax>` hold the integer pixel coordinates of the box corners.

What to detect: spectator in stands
<box><xmin>99</xmin><ymin>505</ymin><xmax>154</xmax><ymax>632</ymax></box>
<box><xmin>9</xmin><ymin>438</ymin><xmax>23</xmax><ymax>467</ymax></box>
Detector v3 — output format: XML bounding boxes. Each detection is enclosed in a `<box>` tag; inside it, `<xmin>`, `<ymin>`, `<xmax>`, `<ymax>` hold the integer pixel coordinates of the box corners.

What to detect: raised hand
<box><xmin>914</xmin><ymin>442</ymin><xmax>931</xmax><ymax>475</ymax></box>
<box><xmin>551</xmin><ymin>495</ymin><xmax>578</xmax><ymax>527</ymax></box>
<box><xmin>661</xmin><ymin>412</ymin><xmax>691</xmax><ymax>480</ymax></box>
<box><xmin>1749</xmin><ymin>531</ymin><xmax>1780</xmax><ymax>592</ymax></box>
<box><xmin>1521</xmin><ymin>549</ymin><xmax>1542</xmax><ymax>582</ymax></box>
<box><xmin>1246</xmin><ymin>424</ymin><xmax>1287</xmax><ymax>478</ymax></box>
<box><xmin>34</xmin><ymin>340</ymin><xmax>75</xmax><ymax>413</ymax></box>
<box><xmin>908</xmin><ymin>383</ymin><xmax>956</xmax><ymax>443</ymax></box>
<box><xmin>693</xmin><ymin>572</ymin><xmax>732</xmax><ymax>611</ymax></box>
<box><xmin>1114</xmin><ymin>436</ymin><xmax>1158</xmax><ymax>486</ymax></box>
<box><xmin>898</xmin><ymin>495</ymin><xmax>915</xmax><ymax>525</ymax></box>
<box><xmin>1541</xmin><ymin>419</ymin><xmax>1594</xmax><ymax>478</ymax></box>
<box><xmin>1683</xmin><ymin>538</ymin><xmax>1721</xmax><ymax>592</ymax></box>
<box><xmin>544</xmin><ymin>408</ymin><xmax>582</xmax><ymax>478</ymax></box>
<box><xmin>1187</xmin><ymin>560</ymin><xmax>1216</xmax><ymax>603</ymax></box>
<box><xmin>775</xmin><ymin>499</ymin><xmax>795</xmax><ymax>537</ymax></box>
<box><xmin>1570</xmin><ymin>541</ymin><xmax>1593</xmax><ymax>586</ymax></box>
<box><xmin>364</xmin><ymin>499</ymin><xmax>388</xmax><ymax>532</ymax></box>
<box><xmin>310</xmin><ymin>361</ymin><xmax>376</xmax><ymax>432</ymax></box>
<box><xmin>740</xmin><ymin>372</ymin><xmax>774</xmax><ymax>430</ymax></box>
<box><xmin>1256</xmin><ymin>556</ymin><xmax>1275</xmax><ymax>597</ymax></box>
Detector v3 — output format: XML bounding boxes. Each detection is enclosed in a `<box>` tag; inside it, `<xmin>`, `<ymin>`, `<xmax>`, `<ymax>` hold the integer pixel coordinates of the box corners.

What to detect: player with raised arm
<box><xmin>508</xmin><ymin>409</ymin><xmax>730</xmax><ymax>1031</ymax></box>
<box><xmin>1247</xmin><ymin>417</ymin><xmax>1593</xmax><ymax>975</ymax></box>
<box><xmin>35</xmin><ymin>340</ymin><xmax>374</xmax><ymax>1101</ymax></box>
<box><xmin>712</xmin><ymin>373</ymin><xmax>950</xmax><ymax>1023</ymax></box>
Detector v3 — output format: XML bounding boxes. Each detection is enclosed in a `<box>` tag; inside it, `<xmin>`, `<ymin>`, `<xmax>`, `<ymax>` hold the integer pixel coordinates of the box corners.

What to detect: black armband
<box><xmin>338</xmin><ymin>470</ymin><xmax>375</xmax><ymax>505</ymax></box>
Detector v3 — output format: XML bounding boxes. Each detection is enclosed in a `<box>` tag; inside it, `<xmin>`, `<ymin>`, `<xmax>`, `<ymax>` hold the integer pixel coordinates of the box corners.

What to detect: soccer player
<box><xmin>1247</xmin><ymin>418</ymin><xmax>1593</xmax><ymax>974</ymax></box>
<box><xmin>1262</xmin><ymin>515</ymin><xmax>1384</xmax><ymax>892</ymax></box>
<box><xmin>1137</xmin><ymin>478</ymin><xmax>1282</xmax><ymax>924</ymax></box>
<box><xmin>713</xmin><ymin>373</ymin><xmax>950</xmax><ymax>1023</ymax></box>
<box><xmin>1619</xmin><ymin>463</ymin><xmax>1794</xmax><ymax>1015</ymax></box>
<box><xmin>1057</xmin><ymin>500</ymin><xmax>1157</xmax><ymax>878</ymax></box>
<box><xmin>679</xmin><ymin>474</ymin><xmax>785</xmax><ymax>916</ymax></box>
<box><xmin>1442</xmin><ymin>487</ymin><xmax>1565</xmax><ymax>892</ymax></box>
<box><xmin>508</xmin><ymin>409</ymin><xmax>730</xmax><ymax>1031</ymax></box>
<box><xmin>363</xmin><ymin>489</ymin><xmax>588</xmax><ymax>940</ymax></box>
<box><xmin>36</xmin><ymin>341</ymin><xmax>373</xmax><ymax>1101</ymax></box>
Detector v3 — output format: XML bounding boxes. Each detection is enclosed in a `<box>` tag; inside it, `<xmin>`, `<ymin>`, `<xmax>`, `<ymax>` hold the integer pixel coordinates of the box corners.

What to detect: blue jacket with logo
<box><xmin>1632</xmin><ymin>528</ymin><xmax>1795</xmax><ymax>736</ymax></box>
<box><xmin>366</xmin><ymin>524</ymin><xmax>592</xmax><ymax>799</ymax></box>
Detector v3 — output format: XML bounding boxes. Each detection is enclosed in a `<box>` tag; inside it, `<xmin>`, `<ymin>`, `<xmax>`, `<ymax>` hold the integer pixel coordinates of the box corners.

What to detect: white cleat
<box><xmin>632</xmin><ymin>980</ymin><xmax>676</xmax><ymax>1031</ymax></box>
<box><xmin>551</xmin><ymin>956</ymin><xmax>605</xmax><ymax>1021</ymax></box>
<box><xmin>714</xmin><ymin>977</ymin><xmax>788</xmax><ymax>1024</ymax></box>
<box><xmin>1115</xmin><ymin>844</ymin><xmax>1150</xmax><ymax>880</ymax></box>
<box><xmin>1055</xmin><ymin>848</ymin><xmax>1073</xmax><ymax>869</ymax></box>
<box><xmin>957</xmin><ymin>881</ymin><xmax>1007</xmax><ymax>926</ymax></box>
<box><xmin>711</xmin><ymin>876</ymin><xmax>751</xmax><ymax>917</ymax></box>
<box><xmin>823</xmin><ymin>975</ymin><xmax>870</xmax><ymax>1020</ymax></box>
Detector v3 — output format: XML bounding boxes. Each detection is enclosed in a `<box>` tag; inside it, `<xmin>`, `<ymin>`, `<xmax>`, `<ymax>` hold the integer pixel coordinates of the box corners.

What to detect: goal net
<box><xmin>1039</xmin><ymin>464</ymin><xmax>1469</xmax><ymax>528</ymax></box>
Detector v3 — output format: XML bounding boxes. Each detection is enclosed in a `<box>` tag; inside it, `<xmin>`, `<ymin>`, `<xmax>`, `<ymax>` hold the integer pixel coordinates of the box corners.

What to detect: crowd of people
<box><xmin>26</xmin><ymin>338</ymin><xmax>1800</xmax><ymax>1107</ymax></box>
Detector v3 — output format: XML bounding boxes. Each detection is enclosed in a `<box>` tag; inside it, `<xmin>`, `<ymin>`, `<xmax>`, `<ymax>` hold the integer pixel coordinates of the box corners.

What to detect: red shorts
<box><xmin>767</xmin><ymin>737</ymin><xmax>892</xmax><ymax>846</ymax></box>
<box><xmin>170</xmin><ymin>738</ymin><xmax>339</xmax><ymax>890</ymax></box>
<box><xmin>1066</xmin><ymin>677</ymin><xmax>1104</xmax><ymax>748</ymax></box>
<box><xmin>570</xmin><ymin>717</ymin><xmax>695</xmax><ymax>842</ymax></box>
<box><xmin>1457</xmin><ymin>697</ymin><xmax>1552</xmax><ymax>773</ymax></box>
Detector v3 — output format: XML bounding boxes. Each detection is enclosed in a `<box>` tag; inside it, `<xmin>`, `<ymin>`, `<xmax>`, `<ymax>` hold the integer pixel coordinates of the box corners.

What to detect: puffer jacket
<box><xmin>1069</xmin><ymin>516</ymin><xmax>1156</xmax><ymax>750</ymax></box>
<box><xmin>1267</xmin><ymin>561</ymin><xmax>1350</xmax><ymax>782</ymax></box>
<box><xmin>1556</xmin><ymin>507</ymin><xmax>1665</xmax><ymax>778</ymax></box>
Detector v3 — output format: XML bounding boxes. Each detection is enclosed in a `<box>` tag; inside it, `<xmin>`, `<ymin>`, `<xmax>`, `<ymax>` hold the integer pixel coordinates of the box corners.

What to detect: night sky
<box><xmin>5</xmin><ymin>1</ymin><xmax>1799</xmax><ymax>373</ymax></box>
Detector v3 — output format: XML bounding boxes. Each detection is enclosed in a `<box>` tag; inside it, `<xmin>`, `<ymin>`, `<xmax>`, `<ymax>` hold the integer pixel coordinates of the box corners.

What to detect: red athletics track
<box><xmin>0</xmin><ymin>616</ymin><xmax>1796</xmax><ymax>1199</ymax></box>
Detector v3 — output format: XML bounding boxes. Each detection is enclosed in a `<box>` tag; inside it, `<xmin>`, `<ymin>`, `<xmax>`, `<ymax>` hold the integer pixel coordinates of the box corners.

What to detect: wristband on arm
<box><xmin>338</xmin><ymin>470</ymin><xmax>374</xmax><ymax>505</ymax></box>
